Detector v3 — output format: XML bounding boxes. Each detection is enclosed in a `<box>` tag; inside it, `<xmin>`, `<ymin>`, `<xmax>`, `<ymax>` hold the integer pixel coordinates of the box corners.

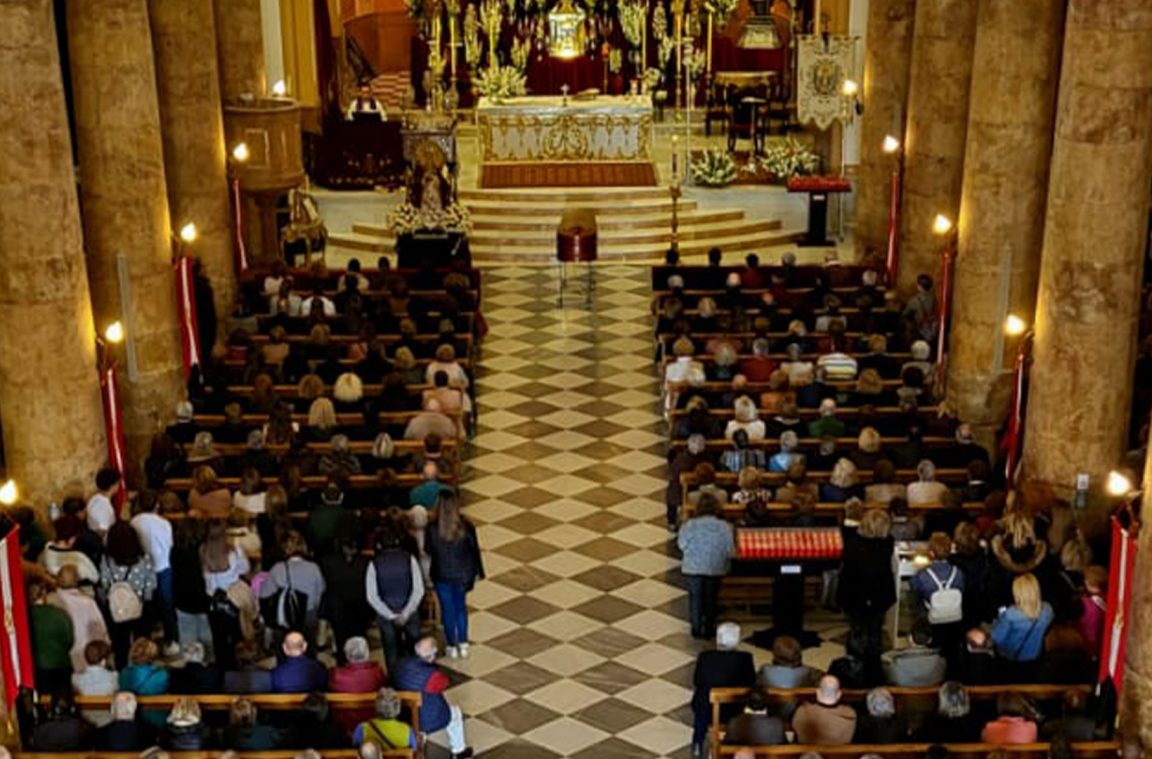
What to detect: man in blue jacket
<box><xmin>393</xmin><ymin>636</ymin><xmax>472</xmax><ymax>759</ymax></box>
<box><xmin>271</xmin><ymin>632</ymin><xmax>328</xmax><ymax>693</ymax></box>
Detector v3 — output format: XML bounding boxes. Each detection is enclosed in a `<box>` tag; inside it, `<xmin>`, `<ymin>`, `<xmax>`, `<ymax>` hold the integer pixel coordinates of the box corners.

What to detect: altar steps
<box><xmin>327</xmin><ymin>185</ymin><xmax>807</xmax><ymax>262</ymax></box>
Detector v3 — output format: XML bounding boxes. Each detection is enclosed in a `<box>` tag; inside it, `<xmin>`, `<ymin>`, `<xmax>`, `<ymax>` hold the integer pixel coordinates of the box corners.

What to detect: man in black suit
<box><xmin>723</xmin><ymin>686</ymin><xmax>785</xmax><ymax>746</ymax></box>
<box><xmin>951</xmin><ymin>627</ymin><xmax>1004</xmax><ymax>685</ymax></box>
<box><xmin>691</xmin><ymin>622</ymin><xmax>756</xmax><ymax>758</ymax></box>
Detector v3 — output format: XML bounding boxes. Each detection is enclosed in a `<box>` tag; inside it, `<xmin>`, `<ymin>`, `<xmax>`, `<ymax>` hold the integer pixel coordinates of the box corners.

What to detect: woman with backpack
<box><xmin>200</xmin><ymin>521</ymin><xmax>250</xmax><ymax>669</ymax></box>
<box><xmin>426</xmin><ymin>491</ymin><xmax>483</xmax><ymax>659</ymax></box>
<box><xmin>911</xmin><ymin>532</ymin><xmax>966</xmax><ymax>663</ymax></box>
<box><xmin>99</xmin><ymin>523</ymin><xmax>157</xmax><ymax>669</ymax></box>
<box><xmin>259</xmin><ymin>529</ymin><xmax>327</xmax><ymax>644</ymax></box>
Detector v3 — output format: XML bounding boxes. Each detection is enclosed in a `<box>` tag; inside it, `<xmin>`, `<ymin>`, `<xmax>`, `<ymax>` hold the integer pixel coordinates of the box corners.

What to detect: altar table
<box><xmin>475</xmin><ymin>95</ymin><xmax>654</xmax><ymax>164</ymax></box>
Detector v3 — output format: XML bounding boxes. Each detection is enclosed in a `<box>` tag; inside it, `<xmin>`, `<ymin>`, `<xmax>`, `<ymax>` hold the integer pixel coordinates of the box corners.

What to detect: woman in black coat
<box><xmin>426</xmin><ymin>491</ymin><xmax>484</xmax><ymax>658</ymax></box>
<box><xmin>837</xmin><ymin>509</ymin><xmax>896</xmax><ymax>666</ymax></box>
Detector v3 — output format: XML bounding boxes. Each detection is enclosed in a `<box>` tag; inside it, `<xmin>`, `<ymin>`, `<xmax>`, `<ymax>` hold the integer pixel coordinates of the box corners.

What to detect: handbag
<box><xmin>259</xmin><ymin>562</ymin><xmax>308</xmax><ymax>630</ymax></box>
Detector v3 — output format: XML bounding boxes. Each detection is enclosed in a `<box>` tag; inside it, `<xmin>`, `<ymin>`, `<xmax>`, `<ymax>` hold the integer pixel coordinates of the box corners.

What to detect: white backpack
<box><xmin>107</xmin><ymin>565</ymin><xmax>143</xmax><ymax>623</ymax></box>
<box><xmin>925</xmin><ymin>566</ymin><xmax>962</xmax><ymax>624</ymax></box>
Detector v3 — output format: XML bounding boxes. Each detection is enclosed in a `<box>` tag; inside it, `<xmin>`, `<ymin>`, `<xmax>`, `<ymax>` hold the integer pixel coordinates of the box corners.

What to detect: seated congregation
<box><xmin>661</xmin><ymin>253</ymin><xmax>1114</xmax><ymax>758</ymax></box>
<box><xmin>13</xmin><ymin>260</ymin><xmax>485</xmax><ymax>759</ymax></box>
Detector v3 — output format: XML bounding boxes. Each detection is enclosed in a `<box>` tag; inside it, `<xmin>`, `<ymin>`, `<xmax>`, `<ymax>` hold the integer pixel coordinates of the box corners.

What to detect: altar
<box><xmin>476</xmin><ymin>95</ymin><xmax>654</xmax><ymax>165</ymax></box>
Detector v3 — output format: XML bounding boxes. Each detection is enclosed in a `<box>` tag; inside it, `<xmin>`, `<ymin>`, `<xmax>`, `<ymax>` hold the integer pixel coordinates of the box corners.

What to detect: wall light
<box><xmin>0</xmin><ymin>479</ymin><xmax>17</xmax><ymax>505</ymax></box>
<box><xmin>104</xmin><ymin>321</ymin><xmax>125</xmax><ymax>344</ymax></box>
<box><xmin>1107</xmin><ymin>470</ymin><xmax>1134</xmax><ymax>497</ymax></box>
<box><xmin>232</xmin><ymin>142</ymin><xmax>250</xmax><ymax>163</ymax></box>
<box><xmin>932</xmin><ymin>214</ymin><xmax>954</xmax><ymax>235</ymax></box>
<box><xmin>179</xmin><ymin>223</ymin><xmax>198</xmax><ymax>244</ymax></box>
<box><xmin>882</xmin><ymin>135</ymin><xmax>901</xmax><ymax>154</ymax></box>
<box><xmin>1004</xmin><ymin>314</ymin><xmax>1027</xmax><ymax>337</ymax></box>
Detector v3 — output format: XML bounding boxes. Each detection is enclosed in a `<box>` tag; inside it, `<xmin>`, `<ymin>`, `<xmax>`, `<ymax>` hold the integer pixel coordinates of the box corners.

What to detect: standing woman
<box><xmin>200</xmin><ymin>522</ymin><xmax>251</xmax><ymax>669</ymax></box>
<box><xmin>99</xmin><ymin>523</ymin><xmax>157</xmax><ymax>669</ymax></box>
<box><xmin>837</xmin><ymin>508</ymin><xmax>896</xmax><ymax>672</ymax></box>
<box><xmin>677</xmin><ymin>492</ymin><xmax>736</xmax><ymax>640</ymax></box>
<box><xmin>425</xmin><ymin>491</ymin><xmax>484</xmax><ymax>659</ymax></box>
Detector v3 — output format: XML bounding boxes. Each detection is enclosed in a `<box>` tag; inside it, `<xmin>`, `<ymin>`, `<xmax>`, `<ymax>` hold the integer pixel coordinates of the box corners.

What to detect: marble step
<box><xmin>468</xmin><ymin>218</ymin><xmax>783</xmax><ymax>248</ymax></box>
<box><xmin>353</xmin><ymin>208</ymin><xmax>749</xmax><ymax>235</ymax></box>
<box><xmin>457</xmin><ymin>186</ymin><xmax>672</xmax><ymax>203</ymax></box>
<box><xmin>461</xmin><ymin>197</ymin><xmax>700</xmax><ymax>216</ymax></box>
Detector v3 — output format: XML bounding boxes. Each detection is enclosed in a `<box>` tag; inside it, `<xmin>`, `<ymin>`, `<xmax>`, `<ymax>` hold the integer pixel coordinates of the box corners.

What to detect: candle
<box><xmin>706</xmin><ymin>10</ymin><xmax>713</xmax><ymax>75</ymax></box>
<box><xmin>450</xmin><ymin>15</ymin><xmax>457</xmax><ymax>77</ymax></box>
<box><xmin>672</xmin><ymin>135</ymin><xmax>679</xmax><ymax>178</ymax></box>
<box><xmin>814</xmin><ymin>0</ymin><xmax>821</xmax><ymax>33</ymax></box>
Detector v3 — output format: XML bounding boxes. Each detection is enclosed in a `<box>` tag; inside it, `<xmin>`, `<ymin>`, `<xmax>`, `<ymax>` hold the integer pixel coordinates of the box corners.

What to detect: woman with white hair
<box><xmin>907</xmin><ymin>459</ymin><xmax>949</xmax><ymax>507</ymax></box>
<box><xmin>690</xmin><ymin>622</ymin><xmax>755</xmax><ymax>757</ymax></box>
<box><xmin>725</xmin><ymin>396</ymin><xmax>766</xmax><ymax>441</ymax></box>
<box><xmin>901</xmin><ymin>339</ymin><xmax>936</xmax><ymax>388</ymax></box>
<box><xmin>96</xmin><ymin>691</ymin><xmax>150</xmax><ymax>751</ymax></box>
<box><xmin>854</xmin><ymin>687</ymin><xmax>909</xmax><ymax>743</ymax></box>
<box><xmin>330</xmin><ymin>636</ymin><xmax>387</xmax><ymax>693</ymax></box>
<box><xmin>768</xmin><ymin>431</ymin><xmax>803</xmax><ymax>473</ymax></box>
<box><xmin>665</xmin><ymin>336</ymin><xmax>706</xmax><ymax>415</ymax></box>
<box><xmin>821</xmin><ymin>458</ymin><xmax>861</xmax><ymax>502</ymax></box>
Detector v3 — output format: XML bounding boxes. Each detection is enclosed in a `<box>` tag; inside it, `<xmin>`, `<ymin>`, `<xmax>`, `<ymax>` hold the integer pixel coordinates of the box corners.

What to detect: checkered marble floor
<box><xmin>426</xmin><ymin>265</ymin><xmax>845</xmax><ymax>759</ymax></box>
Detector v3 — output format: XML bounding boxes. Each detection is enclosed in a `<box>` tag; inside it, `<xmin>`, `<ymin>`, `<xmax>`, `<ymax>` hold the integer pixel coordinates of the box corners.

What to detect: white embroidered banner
<box><xmin>796</xmin><ymin>34</ymin><xmax>855</xmax><ymax>130</ymax></box>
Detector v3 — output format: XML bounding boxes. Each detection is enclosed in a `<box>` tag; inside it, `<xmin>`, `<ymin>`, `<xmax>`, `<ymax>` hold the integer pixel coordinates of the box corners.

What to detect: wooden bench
<box><xmin>650</xmin><ymin>263</ymin><xmax>876</xmax><ymax>289</ymax></box>
<box><xmin>247</xmin><ymin>332</ymin><xmax>474</xmax><ymax>347</ymax></box>
<box><xmin>164</xmin><ymin>472</ymin><xmax>455</xmax><ymax>493</ymax></box>
<box><xmin>679</xmin><ymin>469</ymin><xmax>965</xmax><ymax>489</ymax></box>
<box><xmin>667</xmin><ymin>406</ymin><xmax>939</xmax><ymax>421</ymax></box>
<box><xmin>189</xmin><ymin>410</ymin><xmax>464</xmax><ymax>428</ymax></box>
<box><xmin>661</xmin><ymin>353</ymin><xmax>916</xmax><ymax>368</ymax></box>
<box><xmin>709</xmin><ymin>685</ymin><xmax>1098</xmax><ymax>758</ymax></box>
<box><xmin>667</xmin><ymin>435</ymin><xmax>952</xmax><ymax>452</ymax></box>
<box><xmin>680</xmin><ymin>498</ymin><xmax>983</xmax><ymax>524</ymax></box>
<box><xmin>713</xmin><ymin>743</ymin><xmax>1118</xmax><ymax>759</ymax></box>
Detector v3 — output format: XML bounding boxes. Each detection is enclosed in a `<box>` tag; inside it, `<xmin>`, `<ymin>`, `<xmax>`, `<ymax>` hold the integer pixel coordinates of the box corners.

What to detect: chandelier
<box><xmin>547</xmin><ymin>0</ymin><xmax>587</xmax><ymax>59</ymax></box>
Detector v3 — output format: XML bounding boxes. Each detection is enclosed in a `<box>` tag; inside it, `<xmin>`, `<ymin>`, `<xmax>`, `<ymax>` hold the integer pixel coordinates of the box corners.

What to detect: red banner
<box><xmin>934</xmin><ymin>240</ymin><xmax>955</xmax><ymax>393</ymax></box>
<box><xmin>1002</xmin><ymin>344</ymin><xmax>1028</xmax><ymax>485</ymax></box>
<box><xmin>0</xmin><ymin>524</ymin><xmax>34</xmax><ymax>705</ymax></box>
<box><xmin>1101</xmin><ymin>517</ymin><xmax>1138</xmax><ymax>690</ymax></box>
<box><xmin>175</xmin><ymin>256</ymin><xmax>201</xmax><ymax>375</ymax></box>
<box><xmin>100</xmin><ymin>365</ymin><xmax>127</xmax><ymax>505</ymax></box>
<box><xmin>231</xmin><ymin>177</ymin><xmax>249</xmax><ymax>274</ymax></box>
<box><xmin>885</xmin><ymin>168</ymin><xmax>901</xmax><ymax>287</ymax></box>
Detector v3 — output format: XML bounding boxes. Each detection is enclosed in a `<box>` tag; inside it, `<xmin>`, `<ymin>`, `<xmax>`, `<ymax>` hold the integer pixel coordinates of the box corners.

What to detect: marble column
<box><xmin>1123</xmin><ymin>426</ymin><xmax>1152</xmax><ymax>745</ymax></box>
<box><xmin>0</xmin><ymin>0</ymin><xmax>107</xmax><ymax>506</ymax></box>
<box><xmin>896</xmin><ymin>0</ymin><xmax>978</xmax><ymax>294</ymax></box>
<box><xmin>67</xmin><ymin>0</ymin><xmax>186</xmax><ymax>467</ymax></box>
<box><xmin>149</xmin><ymin>0</ymin><xmax>236</xmax><ymax>347</ymax></box>
<box><xmin>214</xmin><ymin>0</ymin><xmax>267</xmax><ymax>101</ymax></box>
<box><xmin>1021</xmin><ymin>0</ymin><xmax>1152</xmax><ymax>522</ymax></box>
<box><xmin>946</xmin><ymin>0</ymin><xmax>1064</xmax><ymax>438</ymax></box>
<box><xmin>854</xmin><ymin>0</ymin><xmax>915</xmax><ymax>262</ymax></box>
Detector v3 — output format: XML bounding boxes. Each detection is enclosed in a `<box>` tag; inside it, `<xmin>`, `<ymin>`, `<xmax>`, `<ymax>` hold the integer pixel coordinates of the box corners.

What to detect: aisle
<box><xmin>437</xmin><ymin>265</ymin><xmax>699</xmax><ymax>759</ymax></box>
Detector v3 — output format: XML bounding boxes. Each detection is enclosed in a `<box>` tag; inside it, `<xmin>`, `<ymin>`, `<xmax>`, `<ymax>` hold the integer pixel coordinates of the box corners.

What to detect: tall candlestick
<box><xmin>449</xmin><ymin>15</ymin><xmax>457</xmax><ymax>77</ymax></box>
<box><xmin>675</xmin><ymin>13</ymin><xmax>683</xmax><ymax>111</ymax></box>
<box><xmin>641</xmin><ymin>0</ymin><xmax>648</xmax><ymax>88</ymax></box>
<box><xmin>814</xmin><ymin>0</ymin><xmax>821</xmax><ymax>33</ymax></box>
<box><xmin>706</xmin><ymin>10</ymin><xmax>713</xmax><ymax>75</ymax></box>
<box><xmin>671</xmin><ymin>134</ymin><xmax>679</xmax><ymax>179</ymax></box>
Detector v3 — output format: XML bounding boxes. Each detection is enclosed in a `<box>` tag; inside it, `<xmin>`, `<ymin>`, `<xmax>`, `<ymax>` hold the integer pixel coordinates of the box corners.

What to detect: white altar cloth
<box><xmin>476</xmin><ymin>95</ymin><xmax>654</xmax><ymax>163</ymax></box>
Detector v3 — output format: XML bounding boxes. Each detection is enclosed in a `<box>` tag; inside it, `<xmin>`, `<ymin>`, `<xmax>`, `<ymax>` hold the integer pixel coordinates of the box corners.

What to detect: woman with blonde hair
<box><xmin>989</xmin><ymin>510</ymin><xmax>1054</xmax><ymax>611</ymax></box>
<box><xmin>838</xmin><ymin>508</ymin><xmax>896</xmax><ymax>663</ymax></box>
<box><xmin>306</xmin><ymin>397</ymin><xmax>338</xmax><ymax>441</ymax></box>
<box><xmin>200</xmin><ymin>521</ymin><xmax>250</xmax><ymax>668</ymax></box>
<box><xmin>393</xmin><ymin>346</ymin><xmax>424</xmax><ymax>385</ymax></box>
<box><xmin>187</xmin><ymin>465</ymin><xmax>231</xmax><ymax>519</ymax></box>
<box><xmin>850</xmin><ymin>427</ymin><xmax>885</xmax><ymax>471</ymax></box>
<box><xmin>990</xmin><ymin>573</ymin><xmax>1054</xmax><ymax>676</ymax></box>
<box><xmin>118</xmin><ymin>638</ymin><xmax>168</xmax><ymax>695</ymax></box>
<box><xmin>426</xmin><ymin>491</ymin><xmax>484</xmax><ymax>658</ymax></box>
<box><xmin>821</xmin><ymin>458</ymin><xmax>861</xmax><ymax>502</ymax></box>
<box><xmin>163</xmin><ymin>696</ymin><xmax>207</xmax><ymax>750</ymax></box>
<box><xmin>333</xmin><ymin>372</ymin><xmax>365</xmax><ymax>410</ymax></box>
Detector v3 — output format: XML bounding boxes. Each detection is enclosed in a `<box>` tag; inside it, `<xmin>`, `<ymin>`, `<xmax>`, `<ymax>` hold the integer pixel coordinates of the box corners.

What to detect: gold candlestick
<box><xmin>706</xmin><ymin>10</ymin><xmax>713</xmax><ymax>75</ymax></box>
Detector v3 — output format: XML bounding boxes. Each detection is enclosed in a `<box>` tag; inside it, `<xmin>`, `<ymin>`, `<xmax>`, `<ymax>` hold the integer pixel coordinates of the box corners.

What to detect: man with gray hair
<box><xmin>667</xmin><ymin>433</ymin><xmax>710</xmax><ymax>530</ymax></box>
<box><xmin>690</xmin><ymin>622</ymin><xmax>755</xmax><ymax>757</ymax></box>
<box><xmin>792</xmin><ymin>674</ymin><xmax>857</xmax><ymax>745</ymax></box>
<box><xmin>855</xmin><ymin>686</ymin><xmax>909</xmax><ymax>743</ymax></box>
<box><xmin>330</xmin><ymin>636</ymin><xmax>386</xmax><ymax>693</ymax></box>
<box><xmin>96</xmin><ymin>691</ymin><xmax>153</xmax><ymax>751</ymax></box>
<box><xmin>171</xmin><ymin>641</ymin><xmax>222</xmax><ymax>694</ymax></box>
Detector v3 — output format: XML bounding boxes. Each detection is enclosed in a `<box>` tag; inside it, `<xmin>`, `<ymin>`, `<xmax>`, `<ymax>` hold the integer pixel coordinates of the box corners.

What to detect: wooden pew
<box><xmin>247</xmin><ymin>332</ymin><xmax>474</xmax><ymax>348</ymax></box>
<box><xmin>680</xmin><ymin>499</ymin><xmax>983</xmax><ymax>524</ymax></box>
<box><xmin>667</xmin><ymin>406</ymin><xmax>940</xmax><ymax>422</ymax></box>
<box><xmin>189</xmin><ymin>410</ymin><xmax>463</xmax><ymax>428</ymax></box>
<box><xmin>713</xmin><ymin>743</ymin><xmax>1119</xmax><ymax>759</ymax></box>
<box><xmin>679</xmin><ymin>469</ymin><xmax>965</xmax><ymax>489</ymax></box>
<box><xmin>667</xmin><ymin>435</ymin><xmax>953</xmax><ymax>452</ymax></box>
<box><xmin>163</xmin><ymin>473</ymin><xmax>454</xmax><ymax>493</ymax></box>
<box><xmin>650</xmin><ymin>263</ymin><xmax>875</xmax><ymax>290</ymax></box>
<box><xmin>709</xmin><ymin>685</ymin><xmax>1097</xmax><ymax>758</ymax></box>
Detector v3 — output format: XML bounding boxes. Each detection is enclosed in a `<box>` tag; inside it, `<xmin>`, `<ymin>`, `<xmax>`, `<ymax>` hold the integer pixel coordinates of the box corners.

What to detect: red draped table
<box><xmin>787</xmin><ymin>175</ymin><xmax>852</xmax><ymax>247</ymax></box>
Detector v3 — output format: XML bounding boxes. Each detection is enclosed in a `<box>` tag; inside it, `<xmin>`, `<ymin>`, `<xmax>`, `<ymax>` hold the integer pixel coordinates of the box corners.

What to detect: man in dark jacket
<box><xmin>169</xmin><ymin>642</ymin><xmax>223</xmax><ymax>694</ymax></box>
<box><xmin>365</xmin><ymin>529</ymin><xmax>425</xmax><ymax>673</ymax></box>
<box><xmin>393</xmin><ymin>637</ymin><xmax>473</xmax><ymax>759</ymax></box>
<box><xmin>723</xmin><ymin>686</ymin><xmax>785</xmax><ymax>745</ymax></box>
<box><xmin>691</xmin><ymin>622</ymin><xmax>756</xmax><ymax>757</ymax></box>
<box><xmin>270</xmin><ymin>632</ymin><xmax>328</xmax><ymax>693</ymax></box>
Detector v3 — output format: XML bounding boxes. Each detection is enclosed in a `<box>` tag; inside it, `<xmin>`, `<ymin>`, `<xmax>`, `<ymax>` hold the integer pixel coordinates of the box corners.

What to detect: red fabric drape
<box><xmin>1100</xmin><ymin>518</ymin><xmax>1138</xmax><ymax>689</ymax></box>
<box><xmin>0</xmin><ymin>524</ymin><xmax>35</xmax><ymax>706</ymax></box>
<box><xmin>100</xmin><ymin>366</ymin><xmax>127</xmax><ymax>503</ymax></box>
<box><xmin>175</xmin><ymin>257</ymin><xmax>201</xmax><ymax>375</ymax></box>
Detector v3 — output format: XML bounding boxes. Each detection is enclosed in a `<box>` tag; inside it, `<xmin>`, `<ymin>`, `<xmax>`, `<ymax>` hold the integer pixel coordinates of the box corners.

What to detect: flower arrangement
<box><xmin>759</xmin><ymin>137</ymin><xmax>821</xmax><ymax>179</ymax></box>
<box><xmin>643</xmin><ymin>67</ymin><xmax>663</xmax><ymax>91</ymax></box>
<box><xmin>691</xmin><ymin>149</ymin><xmax>738</xmax><ymax>186</ymax></box>
<box><xmin>619</xmin><ymin>0</ymin><xmax>646</xmax><ymax>48</ymax></box>
<box><xmin>475</xmin><ymin>64</ymin><xmax>528</xmax><ymax>99</ymax></box>
<box><xmin>511</xmin><ymin>37</ymin><xmax>532</xmax><ymax>70</ymax></box>
<box><xmin>388</xmin><ymin>201</ymin><xmax>473</xmax><ymax>236</ymax></box>
<box><xmin>704</xmin><ymin>0</ymin><xmax>739</xmax><ymax>24</ymax></box>
<box><xmin>464</xmin><ymin>6</ymin><xmax>482</xmax><ymax>65</ymax></box>
<box><xmin>609</xmin><ymin>48</ymin><xmax>623</xmax><ymax>74</ymax></box>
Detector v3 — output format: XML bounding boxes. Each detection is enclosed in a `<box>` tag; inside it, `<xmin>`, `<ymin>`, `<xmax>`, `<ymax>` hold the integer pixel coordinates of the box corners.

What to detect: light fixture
<box><xmin>272</xmin><ymin>80</ymin><xmax>287</xmax><ymax>96</ymax></box>
<box><xmin>1107</xmin><ymin>470</ymin><xmax>1134</xmax><ymax>497</ymax></box>
<box><xmin>882</xmin><ymin>135</ymin><xmax>901</xmax><ymax>154</ymax></box>
<box><xmin>179</xmin><ymin>222</ymin><xmax>198</xmax><ymax>244</ymax></box>
<box><xmin>1004</xmin><ymin>314</ymin><xmax>1027</xmax><ymax>337</ymax></box>
<box><xmin>0</xmin><ymin>479</ymin><xmax>16</xmax><ymax>505</ymax></box>
<box><xmin>104</xmin><ymin>321</ymin><xmax>125</xmax><ymax>344</ymax></box>
<box><xmin>841</xmin><ymin>79</ymin><xmax>859</xmax><ymax>97</ymax></box>
<box><xmin>932</xmin><ymin>214</ymin><xmax>954</xmax><ymax>235</ymax></box>
<box><xmin>232</xmin><ymin>142</ymin><xmax>250</xmax><ymax>163</ymax></box>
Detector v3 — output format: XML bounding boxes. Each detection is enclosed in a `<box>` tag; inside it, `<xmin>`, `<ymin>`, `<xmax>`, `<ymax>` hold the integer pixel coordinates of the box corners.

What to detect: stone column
<box><xmin>854</xmin><ymin>0</ymin><xmax>915</xmax><ymax>262</ymax></box>
<box><xmin>214</xmin><ymin>0</ymin><xmax>267</xmax><ymax>101</ymax></box>
<box><xmin>1021</xmin><ymin>0</ymin><xmax>1152</xmax><ymax>523</ymax></box>
<box><xmin>0</xmin><ymin>0</ymin><xmax>107</xmax><ymax>506</ymax></box>
<box><xmin>896</xmin><ymin>0</ymin><xmax>978</xmax><ymax>293</ymax></box>
<box><xmin>946</xmin><ymin>0</ymin><xmax>1064</xmax><ymax>438</ymax></box>
<box><xmin>1123</xmin><ymin>427</ymin><xmax>1152</xmax><ymax>746</ymax></box>
<box><xmin>149</xmin><ymin>0</ymin><xmax>236</xmax><ymax>347</ymax></box>
<box><xmin>66</xmin><ymin>0</ymin><xmax>186</xmax><ymax>467</ymax></box>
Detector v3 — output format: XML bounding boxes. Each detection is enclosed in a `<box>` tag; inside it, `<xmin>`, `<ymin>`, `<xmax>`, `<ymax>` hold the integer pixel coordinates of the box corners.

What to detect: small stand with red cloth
<box><xmin>556</xmin><ymin>207</ymin><xmax>598</xmax><ymax>306</ymax></box>
<box><xmin>787</xmin><ymin>175</ymin><xmax>852</xmax><ymax>247</ymax></box>
<box><xmin>737</xmin><ymin>527</ymin><xmax>844</xmax><ymax>648</ymax></box>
